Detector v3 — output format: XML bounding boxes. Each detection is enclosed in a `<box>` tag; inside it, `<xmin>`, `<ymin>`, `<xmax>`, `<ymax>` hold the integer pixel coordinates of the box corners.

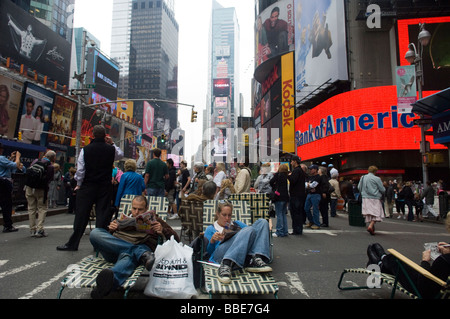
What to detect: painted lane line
<box><xmin>19</xmin><ymin>269</ymin><xmax>68</xmax><ymax>299</ymax></box>
<box><xmin>284</xmin><ymin>272</ymin><xmax>310</xmax><ymax>298</ymax></box>
<box><xmin>0</xmin><ymin>261</ymin><xmax>47</xmax><ymax>279</ymax></box>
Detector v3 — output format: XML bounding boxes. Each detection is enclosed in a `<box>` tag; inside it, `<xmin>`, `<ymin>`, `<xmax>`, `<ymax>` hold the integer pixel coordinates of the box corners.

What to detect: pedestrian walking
<box><xmin>144</xmin><ymin>148</ymin><xmax>168</xmax><ymax>197</ymax></box>
<box><xmin>114</xmin><ymin>159</ymin><xmax>146</xmax><ymax>208</ymax></box>
<box><xmin>47</xmin><ymin>163</ymin><xmax>61</xmax><ymax>208</ymax></box>
<box><xmin>329</xmin><ymin>170</ymin><xmax>341</xmax><ymax>218</ymax></box>
<box><xmin>422</xmin><ymin>181</ymin><xmax>438</xmax><ymax>218</ymax></box>
<box><xmin>179</xmin><ymin>159</ymin><xmax>191</xmax><ymax>198</ymax></box>
<box><xmin>304</xmin><ymin>164</ymin><xmax>322</xmax><ymax>229</ymax></box>
<box><xmin>318</xmin><ymin>166</ymin><xmax>331</xmax><ymax>227</ymax></box>
<box><xmin>0</xmin><ymin>143</ymin><xmax>21</xmax><ymax>233</ymax></box>
<box><xmin>57</xmin><ymin>125</ymin><xmax>123</xmax><ymax>251</ymax></box>
<box><xmin>287</xmin><ymin>156</ymin><xmax>306</xmax><ymax>235</ymax></box>
<box><xmin>384</xmin><ymin>180</ymin><xmax>395</xmax><ymax>218</ymax></box>
<box><xmin>165</xmin><ymin>158</ymin><xmax>179</xmax><ymax>219</ymax></box>
<box><xmin>358</xmin><ymin>165</ymin><xmax>385</xmax><ymax>235</ymax></box>
<box><xmin>25</xmin><ymin>151</ymin><xmax>56</xmax><ymax>237</ymax></box>
<box><xmin>270</xmin><ymin>164</ymin><xmax>289</xmax><ymax>237</ymax></box>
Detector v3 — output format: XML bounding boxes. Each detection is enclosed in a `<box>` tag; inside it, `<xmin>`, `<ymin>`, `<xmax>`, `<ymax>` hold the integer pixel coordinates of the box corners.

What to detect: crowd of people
<box><xmin>1</xmin><ymin>124</ymin><xmax>449</xmax><ymax>298</ymax></box>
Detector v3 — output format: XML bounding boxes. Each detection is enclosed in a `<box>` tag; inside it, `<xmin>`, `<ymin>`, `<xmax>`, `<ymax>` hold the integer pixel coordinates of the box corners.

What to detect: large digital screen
<box><xmin>255</xmin><ymin>0</ymin><xmax>295</xmax><ymax>67</ymax></box>
<box><xmin>294</xmin><ymin>86</ymin><xmax>446</xmax><ymax>160</ymax></box>
<box><xmin>0</xmin><ymin>1</ymin><xmax>71</xmax><ymax>86</ymax></box>
<box><xmin>294</xmin><ymin>0</ymin><xmax>348</xmax><ymax>92</ymax></box>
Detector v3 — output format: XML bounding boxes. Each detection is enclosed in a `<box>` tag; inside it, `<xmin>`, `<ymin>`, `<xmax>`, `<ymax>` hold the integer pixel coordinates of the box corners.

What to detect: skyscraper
<box><xmin>111</xmin><ymin>0</ymin><xmax>179</xmax><ymax>150</ymax></box>
<box><xmin>206</xmin><ymin>0</ymin><xmax>240</xmax><ymax>163</ymax></box>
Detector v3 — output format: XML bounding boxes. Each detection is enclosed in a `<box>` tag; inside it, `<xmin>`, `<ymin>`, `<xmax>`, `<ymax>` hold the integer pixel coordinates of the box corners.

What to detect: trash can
<box><xmin>348</xmin><ymin>200</ymin><xmax>366</xmax><ymax>227</ymax></box>
<box><xmin>438</xmin><ymin>192</ymin><xmax>449</xmax><ymax>219</ymax></box>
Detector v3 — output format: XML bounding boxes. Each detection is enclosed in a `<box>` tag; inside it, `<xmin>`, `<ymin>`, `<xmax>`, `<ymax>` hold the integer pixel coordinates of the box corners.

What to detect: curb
<box><xmin>0</xmin><ymin>207</ymin><xmax>68</xmax><ymax>226</ymax></box>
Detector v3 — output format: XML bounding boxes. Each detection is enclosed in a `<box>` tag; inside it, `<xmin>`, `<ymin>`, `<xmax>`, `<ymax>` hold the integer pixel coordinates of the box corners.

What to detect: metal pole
<box><xmin>417</xmin><ymin>42</ymin><xmax>429</xmax><ymax>187</ymax></box>
<box><xmin>75</xmin><ymin>30</ymin><xmax>87</xmax><ymax>163</ymax></box>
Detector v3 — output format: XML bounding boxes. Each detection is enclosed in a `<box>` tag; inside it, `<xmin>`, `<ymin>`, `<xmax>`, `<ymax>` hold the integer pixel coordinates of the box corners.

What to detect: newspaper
<box><xmin>424</xmin><ymin>242</ymin><xmax>441</xmax><ymax>261</ymax></box>
<box><xmin>120</xmin><ymin>210</ymin><xmax>157</xmax><ymax>234</ymax></box>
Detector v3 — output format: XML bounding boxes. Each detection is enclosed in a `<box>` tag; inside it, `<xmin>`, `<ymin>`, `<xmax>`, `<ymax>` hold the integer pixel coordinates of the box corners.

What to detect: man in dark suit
<box><xmin>57</xmin><ymin>125</ymin><xmax>124</xmax><ymax>251</ymax></box>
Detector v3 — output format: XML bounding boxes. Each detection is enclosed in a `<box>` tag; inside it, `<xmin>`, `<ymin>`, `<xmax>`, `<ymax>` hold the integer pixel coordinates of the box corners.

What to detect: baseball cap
<box><xmin>309</xmin><ymin>164</ymin><xmax>318</xmax><ymax>170</ymax></box>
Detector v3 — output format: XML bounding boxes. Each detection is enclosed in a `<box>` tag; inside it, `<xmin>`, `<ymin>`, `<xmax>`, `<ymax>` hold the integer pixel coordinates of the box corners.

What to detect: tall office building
<box><xmin>29</xmin><ymin>0</ymin><xmax>74</xmax><ymax>43</ymax></box>
<box><xmin>111</xmin><ymin>0</ymin><xmax>132</xmax><ymax>99</ymax></box>
<box><xmin>206</xmin><ymin>0</ymin><xmax>240</xmax><ymax>163</ymax></box>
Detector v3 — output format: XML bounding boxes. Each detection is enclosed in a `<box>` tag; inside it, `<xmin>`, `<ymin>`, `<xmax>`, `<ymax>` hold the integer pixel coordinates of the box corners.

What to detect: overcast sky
<box><xmin>73</xmin><ymin>0</ymin><xmax>255</xmax><ymax>162</ymax></box>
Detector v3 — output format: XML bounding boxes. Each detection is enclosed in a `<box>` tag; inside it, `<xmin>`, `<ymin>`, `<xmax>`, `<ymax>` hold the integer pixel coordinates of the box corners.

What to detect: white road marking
<box><xmin>19</xmin><ymin>269</ymin><xmax>68</xmax><ymax>299</ymax></box>
<box><xmin>283</xmin><ymin>272</ymin><xmax>310</xmax><ymax>298</ymax></box>
<box><xmin>0</xmin><ymin>260</ymin><xmax>8</xmax><ymax>267</ymax></box>
<box><xmin>0</xmin><ymin>261</ymin><xmax>47</xmax><ymax>279</ymax></box>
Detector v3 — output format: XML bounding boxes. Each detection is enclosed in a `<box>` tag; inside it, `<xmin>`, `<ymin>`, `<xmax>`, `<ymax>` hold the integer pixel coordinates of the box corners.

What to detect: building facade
<box><xmin>253</xmin><ymin>0</ymin><xmax>450</xmax><ymax>184</ymax></box>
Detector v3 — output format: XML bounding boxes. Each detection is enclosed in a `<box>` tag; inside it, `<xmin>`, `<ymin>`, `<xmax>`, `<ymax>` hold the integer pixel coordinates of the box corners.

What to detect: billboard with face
<box><xmin>255</xmin><ymin>0</ymin><xmax>295</xmax><ymax>67</ymax></box>
<box><xmin>0</xmin><ymin>1</ymin><xmax>71</xmax><ymax>86</ymax></box>
<box><xmin>17</xmin><ymin>82</ymin><xmax>54</xmax><ymax>146</ymax></box>
<box><xmin>47</xmin><ymin>95</ymin><xmax>77</xmax><ymax>152</ymax></box>
<box><xmin>0</xmin><ymin>75</ymin><xmax>23</xmax><ymax>139</ymax></box>
<box><xmin>294</xmin><ymin>0</ymin><xmax>347</xmax><ymax>92</ymax></box>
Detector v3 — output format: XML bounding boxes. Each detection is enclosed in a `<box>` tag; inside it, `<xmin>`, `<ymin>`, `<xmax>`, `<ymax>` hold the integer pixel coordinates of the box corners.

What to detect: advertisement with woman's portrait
<box><xmin>0</xmin><ymin>75</ymin><xmax>23</xmax><ymax>138</ymax></box>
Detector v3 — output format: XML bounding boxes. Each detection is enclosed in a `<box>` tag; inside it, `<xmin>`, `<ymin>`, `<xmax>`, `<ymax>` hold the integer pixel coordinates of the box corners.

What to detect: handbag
<box><xmin>144</xmin><ymin>236</ymin><xmax>197</xmax><ymax>299</ymax></box>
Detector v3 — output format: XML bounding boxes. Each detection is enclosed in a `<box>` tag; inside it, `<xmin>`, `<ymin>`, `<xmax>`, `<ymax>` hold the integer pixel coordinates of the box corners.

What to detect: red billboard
<box><xmin>295</xmin><ymin>86</ymin><xmax>446</xmax><ymax>161</ymax></box>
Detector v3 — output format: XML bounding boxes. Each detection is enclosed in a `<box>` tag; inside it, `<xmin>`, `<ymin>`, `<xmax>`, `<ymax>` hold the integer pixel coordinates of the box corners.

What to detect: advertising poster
<box><xmin>17</xmin><ymin>82</ymin><xmax>54</xmax><ymax>146</ymax></box>
<box><xmin>124</xmin><ymin>126</ymin><xmax>137</xmax><ymax>159</ymax></box>
<box><xmin>0</xmin><ymin>75</ymin><xmax>23</xmax><ymax>138</ymax></box>
<box><xmin>47</xmin><ymin>95</ymin><xmax>77</xmax><ymax>151</ymax></box>
<box><xmin>0</xmin><ymin>0</ymin><xmax>71</xmax><ymax>86</ymax></box>
<box><xmin>396</xmin><ymin>65</ymin><xmax>417</xmax><ymax>113</ymax></box>
<box><xmin>255</xmin><ymin>0</ymin><xmax>295</xmax><ymax>67</ymax></box>
<box><xmin>294</xmin><ymin>0</ymin><xmax>347</xmax><ymax>92</ymax></box>
<box><xmin>143</xmin><ymin>101</ymin><xmax>154</xmax><ymax>141</ymax></box>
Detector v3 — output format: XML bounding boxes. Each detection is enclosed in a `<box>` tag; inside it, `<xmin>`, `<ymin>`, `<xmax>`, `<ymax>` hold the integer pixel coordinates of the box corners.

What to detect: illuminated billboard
<box><xmin>398</xmin><ymin>17</ymin><xmax>450</xmax><ymax>91</ymax></box>
<box><xmin>295</xmin><ymin>86</ymin><xmax>446</xmax><ymax>161</ymax></box>
<box><xmin>255</xmin><ymin>0</ymin><xmax>295</xmax><ymax>67</ymax></box>
<box><xmin>86</xmin><ymin>47</ymin><xmax>120</xmax><ymax>101</ymax></box>
<box><xmin>213</xmin><ymin>78</ymin><xmax>231</xmax><ymax>97</ymax></box>
<box><xmin>294</xmin><ymin>0</ymin><xmax>348</xmax><ymax>92</ymax></box>
<box><xmin>0</xmin><ymin>0</ymin><xmax>72</xmax><ymax>86</ymax></box>
<box><xmin>0</xmin><ymin>75</ymin><xmax>23</xmax><ymax>139</ymax></box>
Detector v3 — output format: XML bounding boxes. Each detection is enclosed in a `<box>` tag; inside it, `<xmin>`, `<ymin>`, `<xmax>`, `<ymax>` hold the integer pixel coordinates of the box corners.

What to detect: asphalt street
<box><xmin>0</xmin><ymin>207</ymin><xmax>448</xmax><ymax>302</ymax></box>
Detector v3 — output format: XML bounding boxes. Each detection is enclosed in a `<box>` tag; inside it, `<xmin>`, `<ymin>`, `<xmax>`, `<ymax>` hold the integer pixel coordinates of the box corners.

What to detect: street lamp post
<box><xmin>405</xmin><ymin>23</ymin><xmax>431</xmax><ymax>187</ymax></box>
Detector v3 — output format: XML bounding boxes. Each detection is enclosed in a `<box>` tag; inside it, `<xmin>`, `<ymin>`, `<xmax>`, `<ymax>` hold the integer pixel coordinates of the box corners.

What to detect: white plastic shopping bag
<box><xmin>144</xmin><ymin>235</ymin><xmax>197</xmax><ymax>299</ymax></box>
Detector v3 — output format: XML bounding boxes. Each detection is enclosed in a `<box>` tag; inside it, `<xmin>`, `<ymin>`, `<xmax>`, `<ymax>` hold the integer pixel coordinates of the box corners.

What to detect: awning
<box><xmin>411</xmin><ymin>87</ymin><xmax>450</xmax><ymax>116</ymax></box>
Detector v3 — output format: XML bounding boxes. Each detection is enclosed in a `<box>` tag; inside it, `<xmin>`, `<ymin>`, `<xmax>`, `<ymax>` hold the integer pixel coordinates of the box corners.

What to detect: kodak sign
<box><xmin>281</xmin><ymin>52</ymin><xmax>295</xmax><ymax>153</ymax></box>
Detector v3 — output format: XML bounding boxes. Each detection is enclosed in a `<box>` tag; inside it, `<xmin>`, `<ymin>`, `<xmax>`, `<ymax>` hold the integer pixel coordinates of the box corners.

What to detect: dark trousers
<box><xmin>320</xmin><ymin>196</ymin><xmax>330</xmax><ymax>226</ymax></box>
<box><xmin>65</xmin><ymin>182</ymin><xmax>112</xmax><ymax>249</ymax></box>
<box><xmin>289</xmin><ymin>195</ymin><xmax>306</xmax><ymax>234</ymax></box>
<box><xmin>0</xmin><ymin>179</ymin><xmax>13</xmax><ymax>228</ymax></box>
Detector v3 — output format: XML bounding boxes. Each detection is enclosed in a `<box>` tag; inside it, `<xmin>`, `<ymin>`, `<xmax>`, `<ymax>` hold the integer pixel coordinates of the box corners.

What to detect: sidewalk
<box><xmin>0</xmin><ymin>206</ymin><xmax>68</xmax><ymax>226</ymax></box>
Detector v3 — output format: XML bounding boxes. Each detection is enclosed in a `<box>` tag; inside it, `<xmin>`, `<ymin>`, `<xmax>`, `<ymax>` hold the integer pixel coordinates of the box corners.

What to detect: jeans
<box><xmin>330</xmin><ymin>198</ymin><xmax>338</xmax><ymax>217</ymax></box>
<box><xmin>90</xmin><ymin>228</ymin><xmax>151</xmax><ymax>287</ymax></box>
<box><xmin>147</xmin><ymin>188</ymin><xmax>165</xmax><ymax>197</ymax></box>
<box><xmin>274</xmin><ymin>201</ymin><xmax>288</xmax><ymax>237</ymax></box>
<box><xmin>305</xmin><ymin>193</ymin><xmax>321</xmax><ymax>226</ymax></box>
<box><xmin>213</xmin><ymin>219</ymin><xmax>270</xmax><ymax>268</ymax></box>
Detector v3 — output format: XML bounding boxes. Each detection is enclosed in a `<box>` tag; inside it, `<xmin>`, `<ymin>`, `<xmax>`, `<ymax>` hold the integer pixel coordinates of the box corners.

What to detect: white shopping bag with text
<box><xmin>144</xmin><ymin>235</ymin><xmax>197</xmax><ymax>299</ymax></box>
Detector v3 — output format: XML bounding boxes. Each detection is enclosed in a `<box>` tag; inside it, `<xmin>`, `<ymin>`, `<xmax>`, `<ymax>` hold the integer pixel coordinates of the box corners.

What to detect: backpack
<box><xmin>25</xmin><ymin>160</ymin><xmax>50</xmax><ymax>189</ymax></box>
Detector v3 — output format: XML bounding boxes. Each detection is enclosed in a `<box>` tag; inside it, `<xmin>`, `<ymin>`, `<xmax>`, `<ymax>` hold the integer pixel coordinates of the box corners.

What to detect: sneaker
<box><xmin>91</xmin><ymin>269</ymin><xmax>115</xmax><ymax>299</ymax></box>
<box><xmin>3</xmin><ymin>226</ymin><xmax>19</xmax><ymax>233</ymax></box>
<box><xmin>311</xmin><ymin>225</ymin><xmax>320</xmax><ymax>230</ymax></box>
<box><xmin>30</xmin><ymin>230</ymin><xmax>37</xmax><ymax>237</ymax></box>
<box><xmin>35</xmin><ymin>230</ymin><xmax>48</xmax><ymax>238</ymax></box>
<box><xmin>140</xmin><ymin>251</ymin><xmax>155</xmax><ymax>271</ymax></box>
<box><xmin>168</xmin><ymin>214</ymin><xmax>179</xmax><ymax>220</ymax></box>
<box><xmin>245</xmin><ymin>256</ymin><xmax>272</xmax><ymax>273</ymax></box>
<box><xmin>218</xmin><ymin>261</ymin><xmax>232</xmax><ymax>284</ymax></box>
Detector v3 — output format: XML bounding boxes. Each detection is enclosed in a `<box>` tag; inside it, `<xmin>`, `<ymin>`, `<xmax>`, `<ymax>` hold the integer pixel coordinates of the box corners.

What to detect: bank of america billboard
<box><xmin>294</xmin><ymin>0</ymin><xmax>348</xmax><ymax>92</ymax></box>
<box><xmin>0</xmin><ymin>0</ymin><xmax>71</xmax><ymax>86</ymax></box>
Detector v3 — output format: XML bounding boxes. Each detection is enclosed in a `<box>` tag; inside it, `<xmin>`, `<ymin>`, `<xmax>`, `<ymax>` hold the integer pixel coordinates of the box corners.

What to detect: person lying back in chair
<box><xmin>204</xmin><ymin>200</ymin><xmax>272</xmax><ymax>284</ymax></box>
<box><xmin>89</xmin><ymin>195</ymin><xmax>179</xmax><ymax>299</ymax></box>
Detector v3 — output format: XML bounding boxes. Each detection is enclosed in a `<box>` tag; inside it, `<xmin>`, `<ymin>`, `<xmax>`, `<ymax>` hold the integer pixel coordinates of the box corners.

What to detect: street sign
<box><xmin>85</xmin><ymin>84</ymin><xmax>96</xmax><ymax>89</ymax></box>
<box><xmin>70</xmin><ymin>89</ymin><xmax>89</xmax><ymax>96</ymax></box>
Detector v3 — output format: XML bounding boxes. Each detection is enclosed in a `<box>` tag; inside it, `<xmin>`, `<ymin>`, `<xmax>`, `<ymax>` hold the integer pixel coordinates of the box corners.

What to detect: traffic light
<box><xmin>18</xmin><ymin>132</ymin><xmax>22</xmax><ymax>141</ymax></box>
<box><xmin>161</xmin><ymin>134</ymin><xmax>166</xmax><ymax>143</ymax></box>
<box><xmin>191</xmin><ymin>109</ymin><xmax>198</xmax><ymax>122</ymax></box>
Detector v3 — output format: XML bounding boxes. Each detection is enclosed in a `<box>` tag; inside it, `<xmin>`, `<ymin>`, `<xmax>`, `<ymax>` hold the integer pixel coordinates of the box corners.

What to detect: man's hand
<box><xmin>151</xmin><ymin>221</ymin><xmax>163</xmax><ymax>235</ymax></box>
<box><xmin>108</xmin><ymin>220</ymin><xmax>119</xmax><ymax>232</ymax></box>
